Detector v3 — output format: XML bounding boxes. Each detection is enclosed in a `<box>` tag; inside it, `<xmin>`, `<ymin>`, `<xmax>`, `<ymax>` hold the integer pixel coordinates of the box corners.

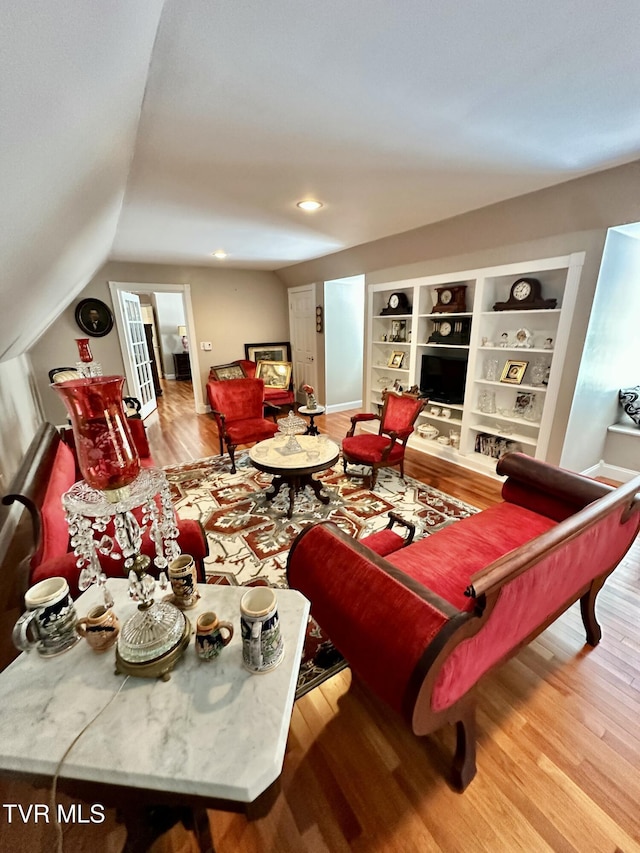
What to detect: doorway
<box><xmin>108</xmin><ymin>281</ymin><xmax>202</xmax><ymax>415</ymax></box>
<box><xmin>324</xmin><ymin>275</ymin><xmax>365</xmax><ymax>413</ymax></box>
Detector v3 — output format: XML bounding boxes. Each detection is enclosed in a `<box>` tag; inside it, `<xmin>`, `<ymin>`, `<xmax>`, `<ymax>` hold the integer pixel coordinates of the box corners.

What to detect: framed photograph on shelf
<box><xmin>209</xmin><ymin>362</ymin><xmax>247</xmax><ymax>381</ymax></box>
<box><xmin>388</xmin><ymin>350</ymin><xmax>405</xmax><ymax>369</ymax></box>
<box><xmin>244</xmin><ymin>341</ymin><xmax>292</xmax><ymax>364</ymax></box>
<box><xmin>514</xmin><ymin>392</ymin><xmax>534</xmax><ymax>416</ymax></box>
<box><xmin>256</xmin><ymin>360</ymin><xmax>292</xmax><ymax>389</ymax></box>
<box><xmin>390</xmin><ymin>319</ymin><xmax>407</xmax><ymax>342</ymax></box>
<box><xmin>500</xmin><ymin>360</ymin><xmax>528</xmax><ymax>385</ymax></box>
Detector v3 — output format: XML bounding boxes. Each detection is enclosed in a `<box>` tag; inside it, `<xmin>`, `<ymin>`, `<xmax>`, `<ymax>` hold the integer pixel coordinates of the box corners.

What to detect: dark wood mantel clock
<box><xmin>380</xmin><ymin>292</ymin><xmax>412</xmax><ymax>315</ymax></box>
<box><xmin>493</xmin><ymin>278</ymin><xmax>557</xmax><ymax>311</ymax></box>
<box><xmin>431</xmin><ymin>285</ymin><xmax>467</xmax><ymax>314</ymax></box>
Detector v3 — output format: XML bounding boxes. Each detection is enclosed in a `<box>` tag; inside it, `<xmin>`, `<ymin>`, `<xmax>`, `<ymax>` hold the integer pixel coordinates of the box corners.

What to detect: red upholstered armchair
<box><xmin>342</xmin><ymin>391</ymin><xmax>427</xmax><ymax>488</ymax></box>
<box><xmin>207</xmin><ymin>377</ymin><xmax>279</xmax><ymax>473</ymax></box>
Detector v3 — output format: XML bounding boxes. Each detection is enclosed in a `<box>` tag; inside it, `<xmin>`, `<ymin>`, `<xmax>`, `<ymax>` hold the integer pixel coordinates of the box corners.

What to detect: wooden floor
<box><xmin>2</xmin><ymin>379</ymin><xmax>639</xmax><ymax>852</ymax></box>
<box><xmin>148</xmin><ymin>381</ymin><xmax>640</xmax><ymax>853</ymax></box>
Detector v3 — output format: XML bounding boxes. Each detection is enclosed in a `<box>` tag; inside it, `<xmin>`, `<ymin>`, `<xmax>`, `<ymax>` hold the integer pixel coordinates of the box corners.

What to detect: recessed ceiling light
<box><xmin>211</xmin><ymin>250</ymin><xmax>227</xmax><ymax>259</ymax></box>
<box><xmin>296</xmin><ymin>200</ymin><xmax>323</xmax><ymax>211</ymax></box>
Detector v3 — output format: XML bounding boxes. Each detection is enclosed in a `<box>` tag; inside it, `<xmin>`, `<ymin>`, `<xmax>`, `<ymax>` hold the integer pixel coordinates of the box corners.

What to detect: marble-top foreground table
<box><xmin>249</xmin><ymin>433</ymin><xmax>339</xmax><ymax>470</ymax></box>
<box><xmin>0</xmin><ymin>579</ymin><xmax>309</xmax><ymax>804</ymax></box>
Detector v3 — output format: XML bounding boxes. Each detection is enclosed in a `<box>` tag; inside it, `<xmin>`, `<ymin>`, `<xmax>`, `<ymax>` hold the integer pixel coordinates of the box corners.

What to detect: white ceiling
<box><xmin>113</xmin><ymin>0</ymin><xmax>640</xmax><ymax>269</ymax></box>
<box><xmin>3</xmin><ymin>0</ymin><xmax>640</xmax><ymax>358</ymax></box>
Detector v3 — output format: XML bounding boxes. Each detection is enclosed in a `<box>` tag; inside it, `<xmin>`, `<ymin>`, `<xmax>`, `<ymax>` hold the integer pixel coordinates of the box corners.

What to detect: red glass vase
<box><xmin>53</xmin><ymin>376</ymin><xmax>140</xmax><ymax>496</ymax></box>
<box><xmin>75</xmin><ymin>338</ymin><xmax>93</xmax><ymax>363</ymax></box>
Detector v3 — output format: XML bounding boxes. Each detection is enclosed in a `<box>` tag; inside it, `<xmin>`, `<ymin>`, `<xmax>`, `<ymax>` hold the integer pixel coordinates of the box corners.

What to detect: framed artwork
<box><xmin>210</xmin><ymin>362</ymin><xmax>247</xmax><ymax>381</ymax></box>
<box><xmin>500</xmin><ymin>360</ymin><xmax>528</xmax><ymax>385</ymax></box>
<box><xmin>390</xmin><ymin>319</ymin><xmax>406</xmax><ymax>342</ymax></box>
<box><xmin>74</xmin><ymin>298</ymin><xmax>114</xmax><ymax>338</ymax></box>
<box><xmin>244</xmin><ymin>341</ymin><xmax>292</xmax><ymax>364</ymax></box>
<box><xmin>388</xmin><ymin>350</ymin><xmax>405</xmax><ymax>369</ymax></box>
<box><xmin>256</xmin><ymin>360</ymin><xmax>292</xmax><ymax>390</ymax></box>
<box><xmin>514</xmin><ymin>392</ymin><xmax>534</xmax><ymax>416</ymax></box>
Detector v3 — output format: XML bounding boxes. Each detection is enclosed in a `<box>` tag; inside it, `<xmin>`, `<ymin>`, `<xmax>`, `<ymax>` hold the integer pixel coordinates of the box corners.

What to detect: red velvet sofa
<box><xmin>2</xmin><ymin>422</ymin><xmax>208</xmax><ymax>598</ymax></box>
<box><xmin>287</xmin><ymin>452</ymin><xmax>640</xmax><ymax>790</ymax></box>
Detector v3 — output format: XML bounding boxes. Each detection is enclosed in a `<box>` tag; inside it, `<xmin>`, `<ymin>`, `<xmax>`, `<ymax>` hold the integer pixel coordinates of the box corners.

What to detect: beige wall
<box><xmin>29</xmin><ymin>261</ymin><xmax>288</xmax><ymax>423</ymax></box>
<box><xmin>276</xmin><ymin>160</ymin><xmax>640</xmax><ymax>469</ymax></box>
<box><xmin>276</xmin><ymin>160</ymin><xmax>640</xmax><ymax>288</ymax></box>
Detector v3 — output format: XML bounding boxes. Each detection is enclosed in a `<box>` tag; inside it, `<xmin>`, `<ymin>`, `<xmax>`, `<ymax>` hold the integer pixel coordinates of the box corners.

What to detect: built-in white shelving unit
<box><xmin>365</xmin><ymin>254</ymin><xmax>585</xmax><ymax>476</ymax></box>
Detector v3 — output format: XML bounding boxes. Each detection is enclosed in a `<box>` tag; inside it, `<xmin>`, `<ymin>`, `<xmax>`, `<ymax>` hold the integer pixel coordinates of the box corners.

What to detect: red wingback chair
<box><xmin>342</xmin><ymin>391</ymin><xmax>427</xmax><ymax>488</ymax></box>
<box><xmin>236</xmin><ymin>360</ymin><xmax>295</xmax><ymax>410</ymax></box>
<box><xmin>207</xmin><ymin>377</ymin><xmax>279</xmax><ymax>473</ymax></box>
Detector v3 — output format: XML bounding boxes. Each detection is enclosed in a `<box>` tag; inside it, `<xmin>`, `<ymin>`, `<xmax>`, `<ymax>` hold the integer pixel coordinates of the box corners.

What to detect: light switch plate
<box><xmin>200</xmin><ymin>341</ymin><xmax>212</xmax><ymax>351</ymax></box>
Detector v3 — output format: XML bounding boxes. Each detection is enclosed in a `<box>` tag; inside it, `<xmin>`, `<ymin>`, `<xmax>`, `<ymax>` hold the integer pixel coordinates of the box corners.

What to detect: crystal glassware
<box><xmin>53</xmin><ymin>376</ymin><xmax>140</xmax><ymax>499</ymax></box>
<box><xmin>75</xmin><ymin>338</ymin><xmax>93</xmax><ymax>363</ymax></box>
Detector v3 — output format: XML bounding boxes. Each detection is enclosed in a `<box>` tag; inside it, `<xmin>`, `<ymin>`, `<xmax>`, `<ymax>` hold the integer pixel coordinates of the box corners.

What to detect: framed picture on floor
<box><xmin>244</xmin><ymin>341</ymin><xmax>292</xmax><ymax>364</ymax></box>
<box><xmin>256</xmin><ymin>360</ymin><xmax>292</xmax><ymax>390</ymax></box>
<box><xmin>209</xmin><ymin>362</ymin><xmax>247</xmax><ymax>381</ymax></box>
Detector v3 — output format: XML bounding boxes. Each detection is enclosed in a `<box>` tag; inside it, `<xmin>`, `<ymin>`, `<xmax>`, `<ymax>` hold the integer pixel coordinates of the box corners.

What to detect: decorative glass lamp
<box><xmin>54</xmin><ymin>375</ymin><xmax>188</xmax><ymax>679</ymax></box>
<box><xmin>53</xmin><ymin>376</ymin><xmax>140</xmax><ymax>501</ymax></box>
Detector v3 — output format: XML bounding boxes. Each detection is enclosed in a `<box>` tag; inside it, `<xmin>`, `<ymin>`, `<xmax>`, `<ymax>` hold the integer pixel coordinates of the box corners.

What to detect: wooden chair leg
<box><xmin>452</xmin><ymin>703</ymin><xmax>477</xmax><ymax>791</ymax></box>
<box><xmin>228</xmin><ymin>444</ymin><xmax>237</xmax><ymax>474</ymax></box>
<box><xmin>369</xmin><ymin>467</ymin><xmax>378</xmax><ymax>490</ymax></box>
<box><xmin>580</xmin><ymin>575</ymin><xmax>605</xmax><ymax>646</ymax></box>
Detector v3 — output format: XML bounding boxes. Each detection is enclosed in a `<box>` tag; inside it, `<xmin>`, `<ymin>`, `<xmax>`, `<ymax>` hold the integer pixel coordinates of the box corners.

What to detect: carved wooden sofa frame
<box><xmin>286</xmin><ymin>452</ymin><xmax>640</xmax><ymax>790</ymax></box>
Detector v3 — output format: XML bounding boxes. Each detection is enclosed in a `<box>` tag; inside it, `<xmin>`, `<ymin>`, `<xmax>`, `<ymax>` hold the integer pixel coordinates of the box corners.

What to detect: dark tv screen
<box><xmin>420</xmin><ymin>354</ymin><xmax>468</xmax><ymax>404</ymax></box>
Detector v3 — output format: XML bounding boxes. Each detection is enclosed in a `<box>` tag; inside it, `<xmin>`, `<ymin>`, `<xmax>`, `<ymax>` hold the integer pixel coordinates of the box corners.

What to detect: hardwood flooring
<box><xmin>149</xmin><ymin>380</ymin><xmax>640</xmax><ymax>853</ymax></box>
<box><xmin>1</xmin><ymin>379</ymin><xmax>638</xmax><ymax>852</ymax></box>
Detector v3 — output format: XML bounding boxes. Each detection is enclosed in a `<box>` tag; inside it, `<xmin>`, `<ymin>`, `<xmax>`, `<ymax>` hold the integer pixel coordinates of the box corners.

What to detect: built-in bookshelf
<box><xmin>365</xmin><ymin>254</ymin><xmax>585</xmax><ymax>476</ymax></box>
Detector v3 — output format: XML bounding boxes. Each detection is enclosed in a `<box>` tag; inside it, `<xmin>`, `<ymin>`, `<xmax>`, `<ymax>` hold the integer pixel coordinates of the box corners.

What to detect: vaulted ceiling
<box><xmin>3</xmin><ymin>0</ymin><xmax>640</xmax><ymax>360</ymax></box>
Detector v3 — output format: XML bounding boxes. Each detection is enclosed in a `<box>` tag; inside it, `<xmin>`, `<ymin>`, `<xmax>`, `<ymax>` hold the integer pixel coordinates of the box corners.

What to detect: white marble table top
<box><xmin>249</xmin><ymin>434</ymin><xmax>339</xmax><ymax>471</ymax></box>
<box><xmin>297</xmin><ymin>405</ymin><xmax>325</xmax><ymax>416</ymax></box>
<box><xmin>0</xmin><ymin>579</ymin><xmax>309</xmax><ymax>804</ymax></box>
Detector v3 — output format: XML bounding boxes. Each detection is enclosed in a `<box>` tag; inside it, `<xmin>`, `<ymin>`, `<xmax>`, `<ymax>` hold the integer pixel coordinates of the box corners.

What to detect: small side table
<box><xmin>297</xmin><ymin>405</ymin><xmax>325</xmax><ymax>436</ymax></box>
<box><xmin>173</xmin><ymin>352</ymin><xmax>192</xmax><ymax>380</ymax></box>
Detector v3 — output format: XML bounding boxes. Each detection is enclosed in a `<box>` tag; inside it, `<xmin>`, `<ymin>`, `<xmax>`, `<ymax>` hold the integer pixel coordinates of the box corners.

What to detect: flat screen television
<box><xmin>420</xmin><ymin>353</ymin><xmax>468</xmax><ymax>404</ymax></box>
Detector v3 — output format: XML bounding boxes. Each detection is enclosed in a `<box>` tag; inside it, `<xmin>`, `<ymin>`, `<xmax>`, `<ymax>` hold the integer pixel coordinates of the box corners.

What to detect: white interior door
<box><xmin>289</xmin><ymin>284</ymin><xmax>317</xmax><ymax>402</ymax></box>
<box><xmin>113</xmin><ymin>290</ymin><xmax>157</xmax><ymax>419</ymax></box>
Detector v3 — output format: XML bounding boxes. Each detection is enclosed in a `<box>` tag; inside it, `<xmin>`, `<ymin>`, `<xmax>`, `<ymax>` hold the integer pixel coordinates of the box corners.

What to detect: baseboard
<box><xmin>325</xmin><ymin>400</ymin><xmax>362</xmax><ymax>414</ymax></box>
<box><xmin>580</xmin><ymin>460</ymin><xmax>639</xmax><ymax>483</ymax></box>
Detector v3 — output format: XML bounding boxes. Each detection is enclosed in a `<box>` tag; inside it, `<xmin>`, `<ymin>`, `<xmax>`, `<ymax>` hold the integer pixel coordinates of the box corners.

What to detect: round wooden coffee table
<box><xmin>249</xmin><ymin>434</ymin><xmax>340</xmax><ymax>518</ymax></box>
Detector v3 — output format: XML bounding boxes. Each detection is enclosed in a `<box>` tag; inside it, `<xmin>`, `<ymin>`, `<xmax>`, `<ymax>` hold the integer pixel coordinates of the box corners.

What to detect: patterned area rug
<box><xmin>163</xmin><ymin>452</ymin><xmax>478</xmax><ymax>697</ymax></box>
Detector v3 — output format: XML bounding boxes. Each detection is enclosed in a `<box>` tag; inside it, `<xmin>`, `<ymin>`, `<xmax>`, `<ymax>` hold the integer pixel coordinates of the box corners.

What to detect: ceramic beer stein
<box><xmin>13</xmin><ymin>577</ymin><xmax>79</xmax><ymax>657</ymax></box>
<box><xmin>168</xmin><ymin>554</ymin><xmax>200</xmax><ymax>609</ymax></box>
<box><xmin>76</xmin><ymin>605</ymin><xmax>120</xmax><ymax>653</ymax></box>
<box><xmin>195</xmin><ymin>612</ymin><xmax>234</xmax><ymax>661</ymax></box>
<box><xmin>240</xmin><ymin>587</ymin><xmax>284</xmax><ymax>674</ymax></box>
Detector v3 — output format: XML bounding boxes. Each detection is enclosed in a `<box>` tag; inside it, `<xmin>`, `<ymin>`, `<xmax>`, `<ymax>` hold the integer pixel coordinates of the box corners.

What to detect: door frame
<box><xmin>108</xmin><ymin>282</ymin><xmax>203</xmax><ymax>414</ymax></box>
